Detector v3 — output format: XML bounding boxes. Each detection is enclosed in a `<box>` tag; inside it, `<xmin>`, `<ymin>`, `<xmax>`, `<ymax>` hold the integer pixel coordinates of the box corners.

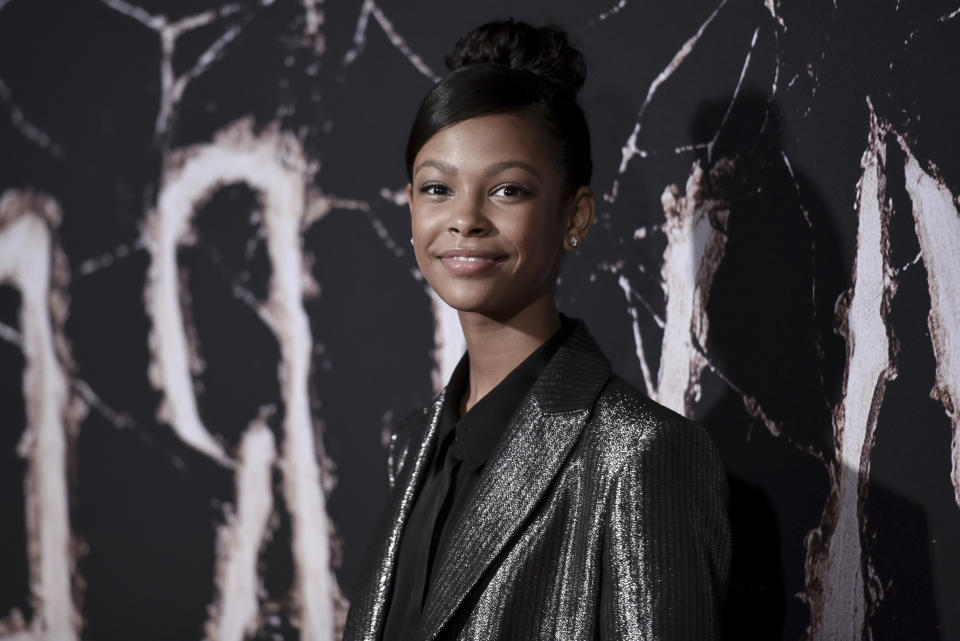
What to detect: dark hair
<box><xmin>405</xmin><ymin>20</ymin><xmax>592</xmax><ymax>193</ymax></box>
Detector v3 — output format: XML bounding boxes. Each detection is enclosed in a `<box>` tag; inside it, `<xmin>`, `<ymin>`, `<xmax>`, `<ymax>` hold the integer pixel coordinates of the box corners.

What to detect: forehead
<box><xmin>414</xmin><ymin>113</ymin><xmax>557</xmax><ymax>173</ymax></box>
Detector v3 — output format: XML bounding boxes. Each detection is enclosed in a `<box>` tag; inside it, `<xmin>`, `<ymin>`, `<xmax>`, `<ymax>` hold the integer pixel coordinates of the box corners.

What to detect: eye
<box><xmin>491</xmin><ymin>183</ymin><xmax>531</xmax><ymax>199</ymax></box>
<box><xmin>418</xmin><ymin>182</ymin><xmax>450</xmax><ymax>197</ymax></box>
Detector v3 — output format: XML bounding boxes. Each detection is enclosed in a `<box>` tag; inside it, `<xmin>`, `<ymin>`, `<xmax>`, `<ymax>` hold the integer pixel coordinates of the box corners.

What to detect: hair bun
<box><xmin>445</xmin><ymin>20</ymin><xmax>586</xmax><ymax>97</ymax></box>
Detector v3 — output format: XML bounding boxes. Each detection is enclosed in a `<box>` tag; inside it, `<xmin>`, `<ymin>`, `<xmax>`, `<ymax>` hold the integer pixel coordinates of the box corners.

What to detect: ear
<box><xmin>406</xmin><ymin>182</ymin><xmax>414</xmax><ymax>214</ymax></box>
<box><xmin>563</xmin><ymin>186</ymin><xmax>596</xmax><ymax>251</ymax></box>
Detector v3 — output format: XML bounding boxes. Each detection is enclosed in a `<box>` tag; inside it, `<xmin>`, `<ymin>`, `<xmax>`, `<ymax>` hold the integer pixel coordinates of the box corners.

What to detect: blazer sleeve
<box><xmin>600</xmin><ymin>414</ymin><xmax>731</xmax><ymax>640</ymax></box>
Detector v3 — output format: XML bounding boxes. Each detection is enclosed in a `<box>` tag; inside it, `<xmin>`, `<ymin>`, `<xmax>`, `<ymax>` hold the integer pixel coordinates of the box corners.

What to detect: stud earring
<box><xmin>568</xmin><ymin>236</ymin><xmax>580</xmax><ymax>248</ymax></box>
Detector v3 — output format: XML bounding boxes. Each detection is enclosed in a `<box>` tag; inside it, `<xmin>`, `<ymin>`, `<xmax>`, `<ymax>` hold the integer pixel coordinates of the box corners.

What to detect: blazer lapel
<box><xmin>345</xmin><ymin>391</ymin><xmax>446</xmax><ymax>640</ymax></box>
<box><xmin>414</xmin><ymin>322</ymin><xmax>612</xmax><ymax>641</ymax></box>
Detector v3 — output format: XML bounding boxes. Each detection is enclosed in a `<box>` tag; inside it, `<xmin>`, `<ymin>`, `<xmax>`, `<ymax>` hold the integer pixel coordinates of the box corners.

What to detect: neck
<box><xmin>457</xmin><ymin>293</ymin><xmax>562</xmax><ymax>413</ymax></box>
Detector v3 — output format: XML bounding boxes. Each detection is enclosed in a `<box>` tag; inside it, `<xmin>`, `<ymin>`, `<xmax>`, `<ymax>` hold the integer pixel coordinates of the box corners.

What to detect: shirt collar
<box><xmin>438</xmin><ymin>316</ymin><xmax>576</xmax><ymax>473</ymax></box>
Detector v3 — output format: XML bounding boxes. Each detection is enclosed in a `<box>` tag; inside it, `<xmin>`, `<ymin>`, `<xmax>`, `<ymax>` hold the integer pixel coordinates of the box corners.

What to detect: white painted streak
<box><xmin>303</xmin><ymin>191</ymin><xmax>370</xmax><ymax>226</ymax></box>
<box><xmin>302</xmin><ymin>0</ymin><xmax>325</xmax><ymax>54</ymax></box>
<box><xmin>77</xmin><ymin>238</ymin><xmax>145</xmax><ymax>276</ymax></box>
<box><xmin>207</xmin><ymin>420</ymin><xmax>276</xmax><ymax>641</ymax></box>
<box><xmin>899</xmin><ymin>138</ymin><xmax>960</xmax><ymax>509</ymax></box>
<box><xmin>72</xmin><ymin>379</ymin><xmax>134</xmax><ymax>430</ymax></box>
<box><xmin>656</xmin><ymin>164</ymin><xmax>728</xmax><ymax>416</ymax></box>
<box><xmin>707</xmin><ymin>27</ymin><xmax>759</xmax><ymax>162</ymax></box>
<box><xmin>158</xmin><ymin>19</ymin><xmax>243</xmax><ymax>138</ymax></box>
<box><xmin>428</xmin><ymin>288</ymin><xmax>465</xmax><ymax>394</ymax></box>
<box><xmin>0</xmin><ymin>77</ymin><xmax>64</xmax><ymax>157</ymax></box>
<box><xmin>0</xmin><ymin>191</ymin><xmax>77</xmax><ymax>641</ymax></box>
<box><xmin>261</xmin><ymin>140</ymin><xmax>339</xmax><ymax>641</ymax></box>
<box><xmin>145</xmin><ymin>118</ymin><xmax>340</xmax><ymax>639</ymax></box>
<box><xmin>342</xmin><ymin>1</ymin><xmax>439</xmax><ymax>81</ymax></box>
<box><xmin>808</xmin><ymin>103</ymin><xmax>893</xmax><ymax>641</ymax></box>
<box><xmin>764</xmin><ymin>0</ymin><xmax>786</xmax><ymax>29</ymax></box>
<box><xmin>342</xmin><ymin>0</ymin><xmax>373</xmax><ymax>66</ymax></box>
<box><xmin>99</xmin><ymin>0</ymin><xmax>245</xmax><ymax>138</ymax></box>
<box><xmin>368</xmin><ymin>4</ymin><xmax>440</xmax><ymax>82</ymax></box>
<box><xmin>708</xmin><ymin>361</ymin><xmax>784</xmax><ymax>439</ymax></box>
<box><xmin>0</xmin><ymin>319</ymin><xmax>22</xmax><ymax>346</ymax></box>
<box><xmin>617</xmin><ymin>0</ymin><xmax>728</xmax><ymax>175</ymax></box>
<box><xmin>617</xmin><ymin>275</ymin><xmax>656</xmax><ymax>396</ymax></box>
<box><xmin>97</xmin><ymin>0</ymin><xmax>163</xmax><ymax>29</ymax></box>
<box><xmin>379</xmin><ymin>186</ymin><xmax>408</xmax><ymax>207</ymax></box>
<box><xmin>594</xmin><ymin>0</ymin><xmax>627</xmax><ymax>23</ymax></box>
<box><xmin>303</xmin><ymin>0</ymin><xmax>323</xmax><ymax>34</ymax></box>
<box><xmin>145</xmin><ymin>149</ymin><xmax>232</xmax><ymax>463</ymax></box>
<box><xmin>343</xmin><ymin>0</ymin><xmax>440</xmax><ymax>82</ymax></box>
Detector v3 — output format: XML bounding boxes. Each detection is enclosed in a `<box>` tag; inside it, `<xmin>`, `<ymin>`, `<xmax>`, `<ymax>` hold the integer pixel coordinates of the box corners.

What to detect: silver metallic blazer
<box><xmin>344</xmin><ymin>321</ymin><xmax>731</xmax><ymax>641</ymax></box>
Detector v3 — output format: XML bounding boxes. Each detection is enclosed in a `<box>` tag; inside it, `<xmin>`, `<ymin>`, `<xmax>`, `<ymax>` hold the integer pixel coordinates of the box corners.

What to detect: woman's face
<box><xmin>408</xmin><ymin>113</ymin><xmax>582</xmax><ymax>319</ymax></box>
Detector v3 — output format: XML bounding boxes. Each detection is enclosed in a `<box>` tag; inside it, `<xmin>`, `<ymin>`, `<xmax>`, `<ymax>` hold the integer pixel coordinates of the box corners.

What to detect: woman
<box><xmin>344</xmin><ymin>20</ymin><xmax>730</xmax><ymax>641</ymax></box>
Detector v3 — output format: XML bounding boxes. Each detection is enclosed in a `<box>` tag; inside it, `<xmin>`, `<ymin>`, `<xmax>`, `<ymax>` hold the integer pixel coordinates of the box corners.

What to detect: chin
<box><xmin>439</xmin><ymin>288</ymin><xmax>552</xmax><ymax>324</ymax></box>
<box><xmin>428</xmin><ymin>283</ymin><xmax>505</xmax><ymax>316</ymax></box>
<box><xmin>434</xmin><ymin>291</ymin><xmax>499</xmax><ymax>315</ymax></box>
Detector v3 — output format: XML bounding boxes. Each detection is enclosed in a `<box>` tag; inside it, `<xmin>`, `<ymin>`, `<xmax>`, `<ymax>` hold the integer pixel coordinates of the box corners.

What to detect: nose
<box><xmin>448</xmin><ymin>195</ymin><xmax>492</xmax><ymax>237</ymax></box>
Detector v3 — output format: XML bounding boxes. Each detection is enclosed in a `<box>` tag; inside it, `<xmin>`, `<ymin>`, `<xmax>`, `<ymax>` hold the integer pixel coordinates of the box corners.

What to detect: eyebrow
<box><xmin>413</xmin><ymin>159</ymin><xmax>542</xmax><ymax>180</ymax></box>
<box><xmin>487</xmin><ymin>160</ymin><xmax>541</xmax><ymax>180</ymax></box>
<box><xmin>414</xmin><ymin>159</ymin><xmax>457</xmax><ymax>176</ymax></box>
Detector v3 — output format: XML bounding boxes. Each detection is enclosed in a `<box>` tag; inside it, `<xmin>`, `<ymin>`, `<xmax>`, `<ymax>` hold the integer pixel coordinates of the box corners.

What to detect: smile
<box><xmin>446</xmin><ymin>256</ymin><xmax>492</xmax><ymax>262</ymax></box>
<box><xmin>436</xmin><ymin>251</ymin><xmax>507</xmax><ymax>276</ymax></box>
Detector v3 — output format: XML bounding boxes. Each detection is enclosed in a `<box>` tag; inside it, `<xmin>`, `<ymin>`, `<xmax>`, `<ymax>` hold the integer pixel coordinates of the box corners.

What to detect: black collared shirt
<box><xmin>381</xmin><ymin>318</ymin><xmax>574</xmax><ymax>640</ymax></box>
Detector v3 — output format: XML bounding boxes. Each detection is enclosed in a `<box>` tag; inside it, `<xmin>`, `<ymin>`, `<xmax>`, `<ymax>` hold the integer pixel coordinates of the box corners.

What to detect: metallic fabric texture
<box><xmin>344</xmin><ymin>321</ymin><xmax>731</xmax><ymax>640</ymax></box>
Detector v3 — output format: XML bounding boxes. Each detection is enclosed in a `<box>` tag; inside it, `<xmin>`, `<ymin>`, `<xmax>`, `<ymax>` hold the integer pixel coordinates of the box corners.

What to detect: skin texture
<box><xmin>407</xmin><ymin>113</ymin><xmax>595</xmax><ymax>411</ymax></box>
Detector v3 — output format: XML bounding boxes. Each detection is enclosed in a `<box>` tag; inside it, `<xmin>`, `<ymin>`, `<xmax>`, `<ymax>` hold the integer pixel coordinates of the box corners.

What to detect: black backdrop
<box><xmin>1</xmin><ymin>0</ymin><xmax>958</xmax><ymax>639</ymax></box>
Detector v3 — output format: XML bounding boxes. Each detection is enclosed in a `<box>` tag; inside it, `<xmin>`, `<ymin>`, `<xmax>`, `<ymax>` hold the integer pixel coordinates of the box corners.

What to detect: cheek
<box><xmin>511</xmin><ymin>211</ymin><xmax>564</xmax><ymax>262</ymax></box>
<box><xmin>409</xmin><ymin>206</ymin><xmax>429</xmax><ymax>243</ymax></box>
<box><xmin>409</xmin><ymin>209</ymin><xmax>437</xmax><ymax>270</ymax></box>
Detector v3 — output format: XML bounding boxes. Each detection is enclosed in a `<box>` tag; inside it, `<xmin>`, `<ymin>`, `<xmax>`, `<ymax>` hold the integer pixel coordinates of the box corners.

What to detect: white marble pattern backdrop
<box><xmin>0</xmin><ymin>0</ymin><xmax>957</xmax><ymax>640</ymax></box>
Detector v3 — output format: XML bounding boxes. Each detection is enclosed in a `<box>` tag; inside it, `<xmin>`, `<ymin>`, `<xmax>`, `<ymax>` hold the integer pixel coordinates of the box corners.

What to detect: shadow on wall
<box><xmin>721</xmin><ymin>471</ymin><xmax>940</xmax><ymax>640</ymax></box>
<box><xmin>687</xmin><ymin>91</ymin><xmax>942</xmax><ymax>639</ymax></box>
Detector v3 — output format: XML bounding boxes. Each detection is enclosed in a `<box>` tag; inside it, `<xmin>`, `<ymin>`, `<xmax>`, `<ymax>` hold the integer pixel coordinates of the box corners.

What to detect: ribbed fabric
<box><xmin>344</xmin><ymin>319</ymin><xmax>731</xmax><ymax>641</ymax></box>
<box><xmin>382</xmin><ymin>319</ymin><xmax>573</xmax><ymax>639</ymax></box>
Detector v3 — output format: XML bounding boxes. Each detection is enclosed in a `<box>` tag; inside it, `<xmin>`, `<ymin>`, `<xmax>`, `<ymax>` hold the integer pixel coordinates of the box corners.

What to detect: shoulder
<box><xmin>591</xmin><ymin>375</ymin><xmax>702</xmax><ymax>444</ymax></box>
<box><xmin>587</xmin><ymin>375</ymin><xmax>723</xmax><ymax>477</ymax></box>
<box><xmin>590</xmin><ymin>380</ymin><xmax>732</xmax><ymax>630</ymax></box>
<box><xmin>589</xmin><ymin>377</ymin><xmax>729</xmax><ymax>547</ymax></box>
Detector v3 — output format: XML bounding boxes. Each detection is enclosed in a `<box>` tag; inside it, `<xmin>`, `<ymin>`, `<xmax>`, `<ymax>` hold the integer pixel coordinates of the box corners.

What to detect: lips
<box><xmin>436</xmin><ymin>248</ymin><xmax>507</xmax><ymax>276</ymax></box>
